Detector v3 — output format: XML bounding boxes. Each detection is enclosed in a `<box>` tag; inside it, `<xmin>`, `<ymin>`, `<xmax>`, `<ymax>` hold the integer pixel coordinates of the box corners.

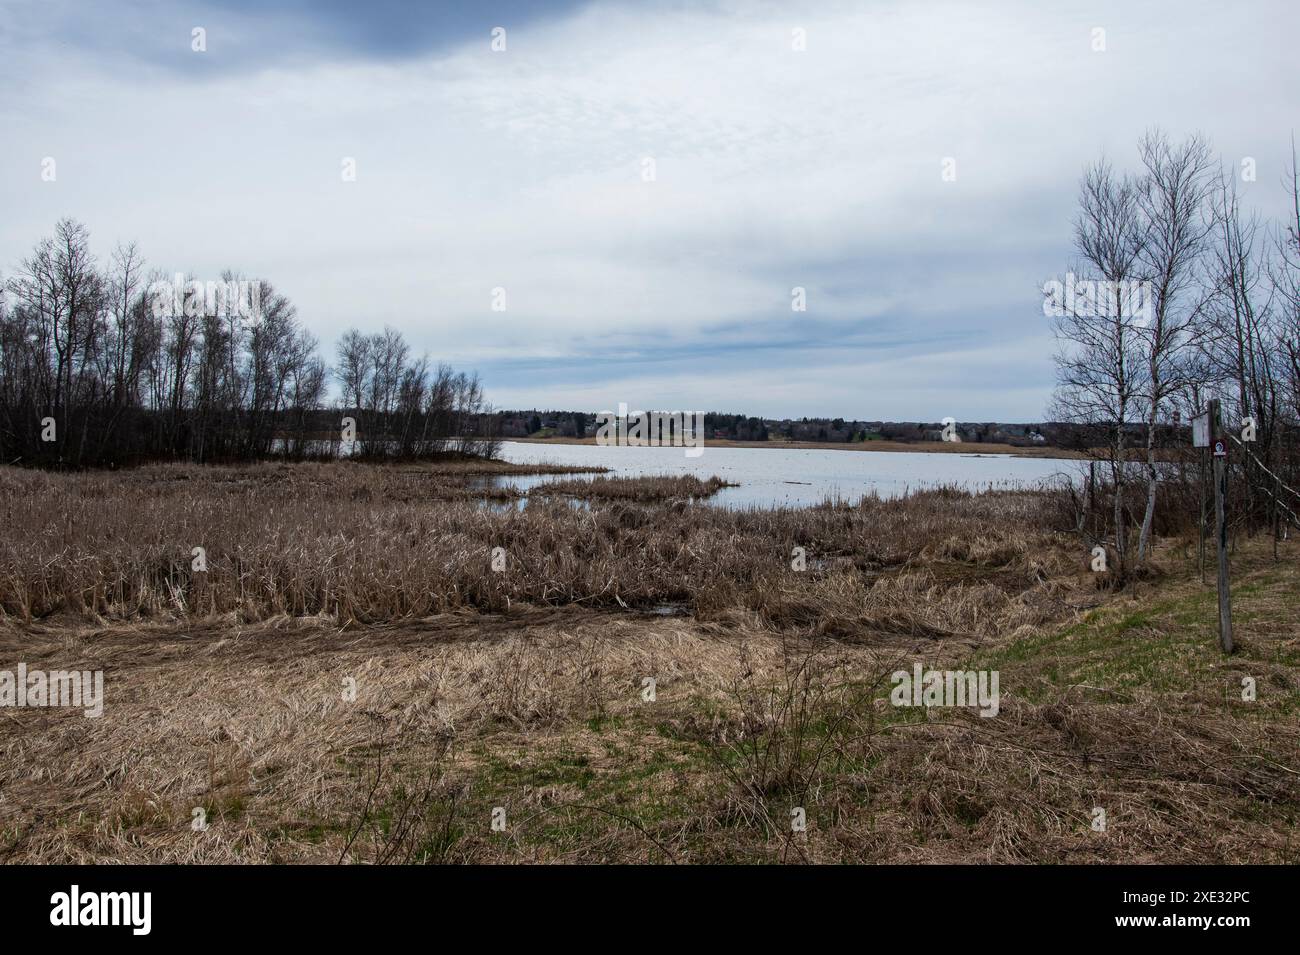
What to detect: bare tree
<box><xmin>1133</xmin><ymin>131</ymin><xmax>1215</xmax><ymax>561</ymax></box>
<box><xmin>1051</xmin><ymin>158</ymin><xmax>1148</xmax><ymax>577</ymax></box>
<box><xmin>1</xmin><ymin>220</ymin><xmax>498</xmax><ymax>467</ymax></box>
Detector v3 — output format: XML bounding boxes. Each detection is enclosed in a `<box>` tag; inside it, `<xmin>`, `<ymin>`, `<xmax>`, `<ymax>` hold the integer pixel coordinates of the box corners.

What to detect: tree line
<box><xmin>0</xmin><ymin>219</ymin><xmax>497</xmax><ymax>467</ymax></box>
<box><xmin>1050</xmin><ymin>130</ymin><xmax>1300</xmax><ymax>578</ymax></box>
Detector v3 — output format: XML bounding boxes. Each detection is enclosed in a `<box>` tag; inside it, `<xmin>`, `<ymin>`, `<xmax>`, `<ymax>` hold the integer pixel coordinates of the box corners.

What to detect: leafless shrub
<box><xmin>697</xmin><ymin>639</ymin><xmax>895</xmax><ymax>850</ymax></box>
<box><xmin>338</xmin><ymin>716</ymin><xmax>465</xmax><ymax>865</ymax></box>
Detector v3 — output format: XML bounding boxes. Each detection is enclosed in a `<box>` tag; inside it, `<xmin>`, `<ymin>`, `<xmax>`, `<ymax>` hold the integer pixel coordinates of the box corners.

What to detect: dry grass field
<box><xmin>1</xmin><ymin>460</ymin><xmax>1296</xmax><ymax>863</ymax></box>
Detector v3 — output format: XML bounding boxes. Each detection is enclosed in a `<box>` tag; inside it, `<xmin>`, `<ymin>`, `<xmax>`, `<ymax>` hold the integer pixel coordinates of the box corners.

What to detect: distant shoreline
<box><xmin>505</xmin><ymin>435</ymin><xmax>1087</xmax><ymax>460</ymax></box>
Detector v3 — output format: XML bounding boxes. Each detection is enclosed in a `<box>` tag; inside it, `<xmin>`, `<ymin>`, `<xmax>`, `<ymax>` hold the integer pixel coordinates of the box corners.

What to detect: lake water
<box><xmin>497</xmin><ymin>441</ymin><xmax>1083</xmax><ymax>509</ymax></box>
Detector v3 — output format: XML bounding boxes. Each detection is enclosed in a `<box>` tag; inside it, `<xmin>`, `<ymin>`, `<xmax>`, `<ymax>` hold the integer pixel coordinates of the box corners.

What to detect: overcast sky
<box><xmin>1</xmin><ymin>0</ymin><xmax>1295</xmax><ymax>419</ymax></box>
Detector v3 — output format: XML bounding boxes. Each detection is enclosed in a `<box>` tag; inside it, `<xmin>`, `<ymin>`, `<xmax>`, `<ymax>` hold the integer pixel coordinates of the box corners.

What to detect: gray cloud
<box><xmin>1</xmin><ymin>0</ymin><xmax>1295</xmax><ymax>418</ymax></box>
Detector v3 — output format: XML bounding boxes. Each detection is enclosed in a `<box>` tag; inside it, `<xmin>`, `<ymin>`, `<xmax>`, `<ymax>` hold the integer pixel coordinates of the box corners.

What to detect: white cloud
<box><xmin>1</xmin><ymin>0</ymin><xmax>1295</xmax><ymax>417</ymax></box>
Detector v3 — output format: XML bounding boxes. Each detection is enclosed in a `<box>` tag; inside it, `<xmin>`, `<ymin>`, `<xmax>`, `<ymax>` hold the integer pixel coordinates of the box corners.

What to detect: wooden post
<box><xmin>1199</xmin><ymin>445</ymin><xmax>1207</xmax><ymax>583</ymax></box>
<box><xmin>1209</xmin><ymin>399</ymin><xmax>1233</xmax><ymax>653</ymax></box>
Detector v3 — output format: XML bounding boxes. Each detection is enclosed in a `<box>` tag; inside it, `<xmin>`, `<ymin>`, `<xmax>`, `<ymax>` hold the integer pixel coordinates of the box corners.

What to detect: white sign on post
<box><xmin>1192</xmin><ymin>413</ymin><xmax>1210</xmax><ymax>448</ymax></box>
